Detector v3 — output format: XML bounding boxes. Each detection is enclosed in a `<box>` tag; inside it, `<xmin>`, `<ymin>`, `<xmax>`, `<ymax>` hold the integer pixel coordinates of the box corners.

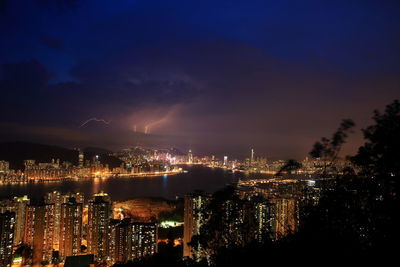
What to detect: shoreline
<box><xmin>0</xmin><ymin>169</ymin><xmax>183</xmax><ymax>185</ymax></box>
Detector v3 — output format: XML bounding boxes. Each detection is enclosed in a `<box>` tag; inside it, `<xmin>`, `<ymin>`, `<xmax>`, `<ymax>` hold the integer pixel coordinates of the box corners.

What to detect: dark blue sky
<box><xmin>0</xmin><ymin>0</ymin><xmax>399</xmax><ymax>159</ymax></box>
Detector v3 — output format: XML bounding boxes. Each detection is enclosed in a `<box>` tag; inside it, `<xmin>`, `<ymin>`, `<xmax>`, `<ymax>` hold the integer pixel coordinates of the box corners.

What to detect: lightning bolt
<box><xmin>144</xmin><ymin>117</ymin><xmax>169</xmax><ymax>134</ymax></box>
<box><xmin>79</xmin><ymin>118</ymin><xmax>111</xmax><ymax>128</ymax></box>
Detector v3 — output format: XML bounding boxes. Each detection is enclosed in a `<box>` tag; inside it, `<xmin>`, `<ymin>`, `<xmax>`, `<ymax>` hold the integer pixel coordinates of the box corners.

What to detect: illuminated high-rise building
<box><xmin>254</xmin><ymin>201</ymin><xmax>276</xmax><ymax>241</ymax></box>
<box><xmin>24</xmin><ymin>203</ymin><xmax>55</xmax><ymax>265</ymax></box>
<box><xmin>183</xmin><ymin>193</ymin><xmax>210</xmax><ymax>258</ymax></box>
<box><xmin>270</xmin><ymin>198</ymin><xmax>299</xmax><ymax>239</ymax></box>
<box><xmin>0</xmin><ymin>211</ymin><xmax>15</xmax><ymax>267</ymax></box>
<box><xmin>13</xmin><ymin>195</ymin><xmax>30</xmax><ymax>246</ymax></box>
<box><xmin>62</xmin><ymin>192</ymin><xmax>84</xmax><ymax>205</ymax></box>
<box><xmin>188</xmin><ymin>150</ymin><xmax>193</xmax><ymax>164</ymax></box>
<box><xmin>129</xmin><ymin>222</ymin><xmax>158</xmax><ymax>260</ymax></box>
<box><xmin>0</xmin><ymin>160</ymin><xmax>9</xmax><ymax>173</ymax></box>
<box><xmin>109</xmin><ymin>219</ymin><xmax>158</xmax><ymax>265</ymax></box>
<box><xmin>87</xmin><ymin>192</ymin><xmax>112</xmax><ymax>263</ymax></box>
<box><xmin>223</xmin><ymin>156</ymin><xmax>228</xmax><ymax>166</ymax></box>
<box><xmin>45</xmin><ymin>191</ymin><xmax>62</xmax><ymax>251</ymax></box>
<box><xmin>59</xmin><ymin>197</ymin><xmax>83</xmax><ymax>259</ymax></box>
<box><xmin>220</xmin><ymin>199</ymin><xmax>246</xmax><ymax>247</ymax></box>
<box><xmin>23</xmin><ymin>160</ymin><xmax>35</xmax><ymax>170</ymax></box>
<box><xmin>109</xmin><ymin>219</ymin><xmax>130</xmax><ymax>265</ymax></box>
<box><xmin>78</xmin><ymin>150</ymin><xmax>84</xmax><ymax>167</ymax></box>
<box><xmin>109</xmin><ymin>218</ymin><xmax>158</xmax><ymax>264</ymax></box>
<box><xmin>93</xmin><ymin>155</ymin><xmax>101</xmax><ymax>169</ymax></box>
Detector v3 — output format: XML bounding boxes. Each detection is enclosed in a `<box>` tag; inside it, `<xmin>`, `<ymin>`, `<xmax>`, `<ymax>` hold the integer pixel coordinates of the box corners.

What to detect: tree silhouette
<box><xmin>352</xmin><ymin>100</ymin><xmax>400</xmax><ymax>180</ymax></box>
<box><xmin>275</xmin><ymin>159</ymin><xmax>302</xmax><ymax>176</ymax></box>
<box><xmin>14</xmin><ymin>243</ymin><xmax>33</xmax><ymax>266</ymax></box>
<box><xmin>300</xmin><ymin>100</ymin><xmax>400</xmax><ymax>259</ymax></box>
<box><xmin>115</xmin><ymin>100</ymin><xmax>400</xmax><ymax>266</ymax></box>
<box><xmin>309</xmin><ymin>119</ymin><xmax>355</xmax><ymax>177</ymax></box>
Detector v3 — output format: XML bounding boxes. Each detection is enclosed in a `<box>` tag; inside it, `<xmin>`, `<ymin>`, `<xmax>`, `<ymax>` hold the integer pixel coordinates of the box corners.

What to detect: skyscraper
<box><xmin>271</xmin><ymin>198</ymin><xmax>299</xmax><ymax>239</ymax></box>
<box><xmin>45</xmin><ymin>191</ymin><xmax>62</xmax><ymax>251</ymax></box>
<box><xmin>62</xmin><ymin>192</ymin><xmax>85</xmax><ymax>205</ymax></box>
<box><xmin>87</xmin><ymin>192</ymin><xmax>112</xmax><ymax>263</ymax></box>
<box><xmin>183</xmin><ymin>193</ymin><xmax>210</xmax><ymax>258</ymax></box>
<box><xmin>24</xmin><ymin>203</ymin><xmax>55</xmax><ymax>265</ymax></box>
<box><xmin>109</xmin><ymin>219</ymin><xmax>131</xmax><ymax>265</ymax></box>
<box><xmin>78</xmin><ymin>150</ymin><xmax>84</xmax><ymax>167</ymax></box>
<box><xmin>59</xmin><ymin>197</ymin><xmax>83</xmax><ymax>259</ymax></box>
<box><xmin>129</xmin><ymin>222</ymin><xmax>158</xmax><ymax>260</ymax></box>
<box><xmin>0</xmin><ymin>211</ymin><xmax>15</xmax><ymax>267</ymax></box>
<box><xmin>0</xmin><ymin>160</ymin><xmax>9</xmax><ymax>173</ymax></box>
<box><xmin>188</xmin><ymin>150</ymin><xmax>193</xmax><ymax>164</ymax></box>
<box><xmin>13</xmin><ymin>195</ymin><xmax>30</xmax><ymax>246</ymax></box>
<box><xmin>109</xmin><ymin>219</ymin><xmax>158</xmax><ymax>265</ymax></box>
<box><xmin>254</xmin><ymin>201</ymin><xmax>276</xmax><ymax>241</ymax></box>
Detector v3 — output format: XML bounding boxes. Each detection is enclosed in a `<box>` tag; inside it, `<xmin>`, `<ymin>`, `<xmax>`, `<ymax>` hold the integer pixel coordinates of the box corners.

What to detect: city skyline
<box><xmin>1</xmin><ymin>0</ymin><xmax>399</xmax><ymax>158</ymax></box>
<box><xmin>1</xmin><ymin>1</ymin><xmax>400</xmax><ymax>266</ymax></box>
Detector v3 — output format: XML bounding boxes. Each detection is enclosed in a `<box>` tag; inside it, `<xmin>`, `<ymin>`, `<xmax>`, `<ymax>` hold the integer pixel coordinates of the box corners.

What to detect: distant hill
<box><xmin>0</xmin><ymin>142</ymin><xmax>123</xmax><ymax>170</ymax></box>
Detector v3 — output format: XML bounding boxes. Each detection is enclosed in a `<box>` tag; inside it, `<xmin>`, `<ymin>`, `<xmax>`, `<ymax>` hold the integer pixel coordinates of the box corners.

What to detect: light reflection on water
<box><xmin>0</xmin><ymin>166</ymin><xmax>271</xmax><ymax>201</ymax></box>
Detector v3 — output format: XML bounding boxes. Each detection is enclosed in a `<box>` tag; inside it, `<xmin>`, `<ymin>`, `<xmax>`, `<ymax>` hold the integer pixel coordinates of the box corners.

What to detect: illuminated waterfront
<box><xmin>0</xmin><ymin>166</ymin><xmax>272</xmax><ymax>201</ymax></box>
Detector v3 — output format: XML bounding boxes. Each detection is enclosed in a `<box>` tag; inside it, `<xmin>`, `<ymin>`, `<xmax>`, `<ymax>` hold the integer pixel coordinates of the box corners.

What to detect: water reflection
<box><xmin>0</xmin><ymin>166</ymin><xmax>249</xmax><ymax>201</ymax></box>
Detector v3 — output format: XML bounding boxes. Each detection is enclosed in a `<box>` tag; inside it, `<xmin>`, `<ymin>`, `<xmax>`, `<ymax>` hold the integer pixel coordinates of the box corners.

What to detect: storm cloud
<box><xmin>1</xmin><ymin>0</ymin><xmax>399</xmax><ymax>159</ymax></box>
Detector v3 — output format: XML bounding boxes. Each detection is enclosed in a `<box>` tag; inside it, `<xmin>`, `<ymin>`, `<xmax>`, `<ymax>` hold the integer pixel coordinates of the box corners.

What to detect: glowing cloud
<box><xmin>126</xmin><ymin>105</ymin><xmax>182</xmax><ymax>135</ymax></box>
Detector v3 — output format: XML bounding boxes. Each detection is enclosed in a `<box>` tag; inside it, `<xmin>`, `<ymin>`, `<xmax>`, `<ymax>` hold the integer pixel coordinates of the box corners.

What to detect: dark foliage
<box><xmin>14</xmin><ymin>243</ymin><xmax>33</xmax><ymax>266</ymax></box>
<box><xmin>352</xmin><ymin>100</ymin><xmax>400</xmax><ymax>180</ymax></box>
<box><xmin>113</xmin><ymin>242</ymin><xmax>188</xmax><ymax>267</ymax></box>
<box><xmin>116</xmin><ymin>100</ymin><xmax>400</xmax><ymax>265</ymax></box>
<box><xmin>275</xmin><ymin>159</ymin><xmax>302</xmax><ymax>176</ymax></box>
<box><xmin>309</xmin><ymin>119</ymin><xmax>355</xmax><ymax>176</ymax></box>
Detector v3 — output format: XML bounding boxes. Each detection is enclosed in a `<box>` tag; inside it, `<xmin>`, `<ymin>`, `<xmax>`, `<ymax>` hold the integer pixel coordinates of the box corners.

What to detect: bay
<box><xmin>0</xmin><ymin>166</ymin><xmax>268</xmax><ymax>201</ymax></box>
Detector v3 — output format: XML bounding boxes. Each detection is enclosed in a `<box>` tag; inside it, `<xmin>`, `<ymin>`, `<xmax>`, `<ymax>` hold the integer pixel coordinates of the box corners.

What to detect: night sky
<box><xmin>1</xmin><ymin>0</ymin><xmax>399</xmax><ymax>159</ymax></box>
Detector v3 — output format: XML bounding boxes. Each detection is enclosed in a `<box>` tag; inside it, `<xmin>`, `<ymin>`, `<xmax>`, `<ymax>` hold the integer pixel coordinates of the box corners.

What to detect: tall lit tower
<box><xmin>188</xmin><ymin>150</ymin><xmax>193</xmax><ymax>164</ymax></box>
<box><xmin>270</xmin><ymin>198</ymin><xmax>299</xmax><ymax>239</ymax></box>
<box><xmin>183</xmin><ymin>193</ymin><xmax>210</xmax><ymax>259</ymax></box>
<box><xmin>13</xmin><ymin>195</ymin><xmax>30</xmax><ymax>246</ymax></box>
<box><xmin>24</xmin><ymin>203</ymin><xmax>55</xmax><ymax>265</ymax></box>
<box><xmin>87</xmin><ymin>192</ymin><xmax>112</xmax><ymax>263</ymax></box>
<box><xmin>45</xmin><ymin>191</ymin><xmax>62</xmax><ymax>251</ymax></box>
<box><xmin>78</xmin><ymin>150</ymin><xmax>84</xmax><ymax>167</ymax></box>
<box><xmin>0</xmin><ymin>211</ymin><xmax>15</xmax><ymax>267</ymax></box>
<box><xmin>254</xmin><ymin>201</ymin><xmax>276</xmax><ymax>241</ymax></box>
<box><xmin>59</xmin><ymin>197</ymin><xmax>83</xmax><ymax>259</ymax></box>
<box><xmin>223</xmin><ymin>156</ymin><xmax>228</xmax><ymax>166</ymax></box>
<box><xmin>129</xmin><ymin>223</ymin><xmax>158</xmax><ymax>260</ymax></box>
<box><xmin>250</xmin><ymin>148</ymin><xmax>254</xmax><ymax>166</ymax></box>
<box><xmin>109</xmin><ymin>219</ymin><xmax>131</xmax><ymax>264</ymax></box>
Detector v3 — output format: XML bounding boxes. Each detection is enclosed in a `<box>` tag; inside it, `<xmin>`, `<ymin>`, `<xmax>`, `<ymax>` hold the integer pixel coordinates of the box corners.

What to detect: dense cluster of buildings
<box><xmin>0</xmin><ymin>153</ymin><xmax>110</xmax><ymax>184</ymax></box>
<box><xmin>0</xmin><ymin>192</ymin><xmax>158</xmax><ymax>267</ymax></box>
<box><xmin>112</xmin><ymin>147</ymin><xmax>183</xmax><ymax>176</ymax></box>
<box><xmin>183</xmin><ymin>178</ymin><xmax>322</xmax><ymax>260</ymax></box>
<box><xmin>0</xmin><ymin>148</ymin><xmax>182</xmax><ymax>184</ymax></box>
<box><xmin>175</xmin><ymin>148</ymin><xmax>343</xmax><ymax>175</ymax></box>
<box><xmin>0</xmin><ymin>146</ymin><xmax>344</xmax><ymax>185</ymax></box>
<box><xmin>0</xmin><ymin>146</ymin><xmax>341</xmax><ymax>266</ymax></box>
<box><xmin>0</xmin><ymin>160</ymin><xmax>26</xmax><ymax>184</ymax></box>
